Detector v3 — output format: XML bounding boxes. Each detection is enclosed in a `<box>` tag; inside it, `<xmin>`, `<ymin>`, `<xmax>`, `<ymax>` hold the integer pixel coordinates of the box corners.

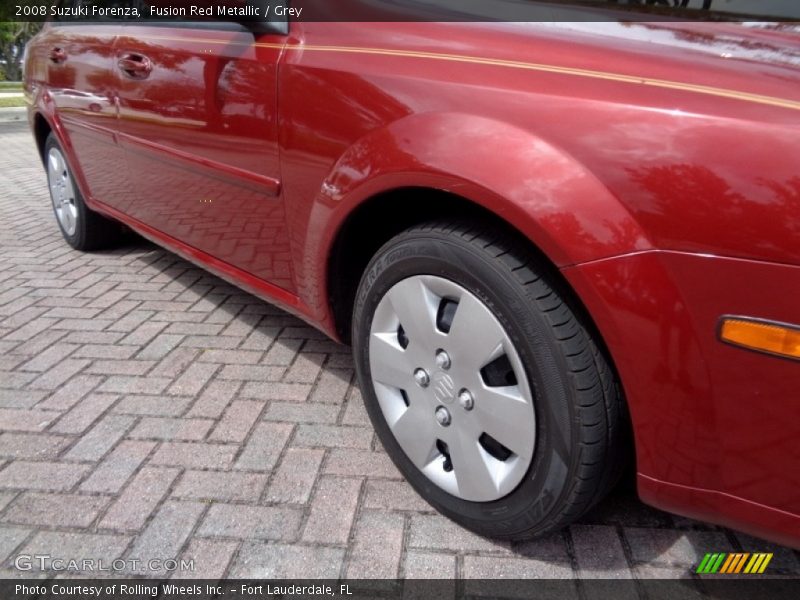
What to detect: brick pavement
<box><xmin>0</xmin><ymin>121</ymin><xmax>798</xmax><ymax>581</ymax></box>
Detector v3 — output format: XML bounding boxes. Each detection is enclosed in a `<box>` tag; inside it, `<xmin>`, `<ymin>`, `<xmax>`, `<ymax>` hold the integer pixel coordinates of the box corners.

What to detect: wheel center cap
<box><xmin>431</xmin><ymin>371</ymin><xmax>456</xmax><ymax>405</ymax></box>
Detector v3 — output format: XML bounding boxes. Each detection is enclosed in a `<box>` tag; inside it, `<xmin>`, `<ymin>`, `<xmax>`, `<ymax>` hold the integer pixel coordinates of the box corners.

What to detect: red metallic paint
<box><xmin>25</xmin><ymin>19</ymin><xmax>800</xmax><ymax>546</ymax></box>
<box><xmin>564</xmin><ymin>252</ymin><xmax>800</xmax><ymax>544</ymax></box>
<box><xmin>113</xmin><ymin>26</ymin><xmax>293</xmax><ymax>289</ymax></box>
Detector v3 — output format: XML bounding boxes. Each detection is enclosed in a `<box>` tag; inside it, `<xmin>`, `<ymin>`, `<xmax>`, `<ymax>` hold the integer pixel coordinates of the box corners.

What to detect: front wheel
<box><xmin>352</xmin><ymin>221</ymin><xmax>627</xmax><ymax>539</ymax></box>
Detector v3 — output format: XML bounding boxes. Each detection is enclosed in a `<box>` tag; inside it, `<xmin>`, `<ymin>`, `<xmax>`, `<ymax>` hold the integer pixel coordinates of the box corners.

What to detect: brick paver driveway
<box><xmin>1</xmin><ymin>121</ymin><xmax>798</xmax><ymax>581</ymax></box>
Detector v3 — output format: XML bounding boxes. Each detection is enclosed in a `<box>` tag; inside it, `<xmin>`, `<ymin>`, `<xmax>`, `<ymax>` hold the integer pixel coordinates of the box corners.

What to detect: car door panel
<box><xmin>36</xmin><ymin>22</ymin><xmax>123</xmax><ymax>206</ymax></box>
<box><xmin>114</xmin><ymin>24</ymin><xmax>292</xmax><ymax>290</ymax></box>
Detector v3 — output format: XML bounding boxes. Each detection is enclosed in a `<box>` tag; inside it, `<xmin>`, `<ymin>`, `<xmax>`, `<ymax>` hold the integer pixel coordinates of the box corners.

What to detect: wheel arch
<box><xmin>327</xmin><ymin>188</ymin><xmax>556</xmax><ymax>342</ymax></box>
<box><xmin>32</xmin><ymin>111</ymin><xmax>52</xmax><ymax>164</ymax></box>
<box><xmin>29</xmin><ymin>107</ymin><xmax>100</xmax><ymax>217</ymax></box>
<box><xmin>315</xmin><ymin>113</ymin><xmax>649</xmax><ymax>343</ymax></box>
<box><xmin>326</xmin><ymin>187</ymin><xmax>626</xmax><ymax>393</ymax></box>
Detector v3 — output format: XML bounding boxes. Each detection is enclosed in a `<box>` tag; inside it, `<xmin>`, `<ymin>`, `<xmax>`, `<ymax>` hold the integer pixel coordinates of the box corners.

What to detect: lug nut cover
<box><xmin>458</xmin><ymin>389</ymin><xmax>475</xmax><ymax>411</ymax></box>
<box><xmin>435</xmin><ymin>350</ymin><xmax>451</xmax><ymax>369</ymax></box>
<box><xmin>414</xmin><ymin>368</ymin><xmax>430</xmax><ymax>387</ymax></box>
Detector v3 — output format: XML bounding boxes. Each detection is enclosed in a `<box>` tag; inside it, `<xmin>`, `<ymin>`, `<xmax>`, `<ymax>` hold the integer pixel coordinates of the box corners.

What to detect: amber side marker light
<box><xmin>719</xmin><ymin>317</ymin><xmax>800</xmax><ymax>361</ymax></box>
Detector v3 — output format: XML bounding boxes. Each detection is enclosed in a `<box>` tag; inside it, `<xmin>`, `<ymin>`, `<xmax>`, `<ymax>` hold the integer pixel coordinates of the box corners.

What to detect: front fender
<box><xmin>299</xmin><ymin>112</ymin><xmax>651</xmax><ymax>323</ymax></box>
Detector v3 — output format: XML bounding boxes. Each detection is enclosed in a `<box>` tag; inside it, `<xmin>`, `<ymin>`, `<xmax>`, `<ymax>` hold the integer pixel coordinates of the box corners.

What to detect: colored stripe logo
<box><xmin>696</xmin><ymin>552</ymin><xmax>773</xmax><ymax>574</ymax></box>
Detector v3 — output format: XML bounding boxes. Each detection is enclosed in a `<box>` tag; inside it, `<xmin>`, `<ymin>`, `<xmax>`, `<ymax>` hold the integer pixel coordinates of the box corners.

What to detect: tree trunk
<box><xmin>3</xmin><ymin>54</ymin><xmax>23</xmax><ymax>81</ymax></box>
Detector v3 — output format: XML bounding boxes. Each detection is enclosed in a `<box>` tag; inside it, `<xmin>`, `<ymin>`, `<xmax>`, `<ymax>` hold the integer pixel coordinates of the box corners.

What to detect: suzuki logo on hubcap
<box><xmin>432</xmin><ymin>371</ymin><xmax>456</xmax><ymax>404</ymax></box>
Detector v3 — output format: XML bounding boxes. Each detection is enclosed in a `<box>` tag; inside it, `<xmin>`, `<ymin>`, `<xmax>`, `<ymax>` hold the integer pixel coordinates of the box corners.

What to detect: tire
<box><xmin>44</xmin><ymin>133</ymin><xmax>120</xmax><ymax>250</ymax></box>
<box><xmin>352</xmin><ymin>220</ymin><xmax>627</xmax><ymax>539</ymax></box>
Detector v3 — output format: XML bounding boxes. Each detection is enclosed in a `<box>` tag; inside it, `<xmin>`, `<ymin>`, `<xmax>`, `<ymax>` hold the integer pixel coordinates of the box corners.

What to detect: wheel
<box><xmin>45</xmin><ymin>133</ymin><xmax>120</xmax><ymax>250</ymax></box>
<box><xmin>352</xmin><ymin>220</ymin><xmax>627</xmax><ymax>539</ymax></box>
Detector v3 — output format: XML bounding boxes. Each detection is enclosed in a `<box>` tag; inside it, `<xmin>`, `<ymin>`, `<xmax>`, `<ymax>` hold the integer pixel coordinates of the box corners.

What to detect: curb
<box><xmin>0</xmin><ymin>107</ymin><xmax>27</xmax><ymax>123</ymax></box>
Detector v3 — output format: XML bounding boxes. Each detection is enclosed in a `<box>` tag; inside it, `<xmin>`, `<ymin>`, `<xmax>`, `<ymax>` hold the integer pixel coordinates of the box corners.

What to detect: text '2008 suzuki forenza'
<box><xmin>24</xmin><ymin>0</ymin><xmax>800</xmax><ymax>547</ymax></box>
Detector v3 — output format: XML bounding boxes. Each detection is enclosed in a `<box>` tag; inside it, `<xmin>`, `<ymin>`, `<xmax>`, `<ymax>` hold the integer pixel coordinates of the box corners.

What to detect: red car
<box><xmin>24</xmin><ymin>3</ymin><xmax>800</xmax><ymax>547</ymax></box>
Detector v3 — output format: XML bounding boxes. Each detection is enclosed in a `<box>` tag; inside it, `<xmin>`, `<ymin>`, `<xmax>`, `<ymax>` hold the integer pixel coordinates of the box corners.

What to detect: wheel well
<box><xmin>329</xmin><ymin>188</ymin><xmax>574</xmax><ymax>343</ymax></box>
<box><xmin>330</xmin><ymin>189</ymin><xmax>488</xmax><ymax>343</ymax></box>
<box><xmin>33</xmin><ymin>113</ymin><xmax>51</xmax><ymax>164</ymax></box>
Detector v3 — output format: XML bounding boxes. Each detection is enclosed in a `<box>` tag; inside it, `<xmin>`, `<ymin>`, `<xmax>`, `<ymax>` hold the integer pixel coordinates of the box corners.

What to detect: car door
<box><xmin>113</xmin><ymin>18</ymin><xmax>292</xmax><ymax>290</ymax></box>
<box><xmin>35</xmin><ymin>2</ymin><xmax>123</xmax><ymax>206</ymax></box>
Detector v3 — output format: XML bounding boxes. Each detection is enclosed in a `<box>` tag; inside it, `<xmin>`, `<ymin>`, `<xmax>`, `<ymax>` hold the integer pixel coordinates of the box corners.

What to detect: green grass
<box><xmin>0</xmin><ymin>96</ymin><xmax>25</xmax><ymax>108</ymax></box>
<box><xmin>0</xmin><ymin>82</ymin><xmax>23</xmax><ymax>91</ymax></box>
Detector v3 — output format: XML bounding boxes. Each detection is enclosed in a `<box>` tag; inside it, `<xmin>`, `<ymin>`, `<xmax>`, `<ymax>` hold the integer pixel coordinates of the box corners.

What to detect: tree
<box><xmin>0</xmin><ymin>22</ymin><xmax>42</xmax><ymax>81</ymax></box>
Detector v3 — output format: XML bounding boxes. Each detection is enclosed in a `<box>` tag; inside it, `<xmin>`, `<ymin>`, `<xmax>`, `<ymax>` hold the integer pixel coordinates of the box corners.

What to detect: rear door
<box><xmin>34</xmin><ymin>2</ymin><xmax>123</xmax><ymax>206</ymax></box>
<box><xmin>114</xmin><ymin>18</ymin><xmax>292</xmax><ymax>289</ymax></box>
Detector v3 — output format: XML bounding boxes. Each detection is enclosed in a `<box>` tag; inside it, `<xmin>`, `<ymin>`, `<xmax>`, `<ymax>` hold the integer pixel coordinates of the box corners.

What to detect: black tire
<box><xmin>44</xmin><ymin>133</ymin><xmax>121</xmax><ymax>251</ymax></box>
<box><xmin>352</xmin><ymin>220</ymin><xmax>628</xmax><ymax>540</ymax></box>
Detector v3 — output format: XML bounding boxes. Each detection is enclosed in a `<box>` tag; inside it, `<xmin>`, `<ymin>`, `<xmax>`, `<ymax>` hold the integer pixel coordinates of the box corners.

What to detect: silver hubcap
<box><xmin>368</xmin><ymin>275</ymin><xmax>536</xmax><ymax>502</ymax></box>
<box><xmin>47</xmin><ymin>147</ymin><xmax>78</xmax><ymax>236</ymax></box>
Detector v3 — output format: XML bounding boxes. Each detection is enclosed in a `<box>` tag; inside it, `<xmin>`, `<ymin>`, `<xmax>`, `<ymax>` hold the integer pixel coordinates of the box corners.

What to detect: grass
<box><xmin>0</xmin><ymin>96</ymin><xmax>25</xmax><ymax>108</ymax></box>
<box><xmin>0</xmin><ymin>82</ymin><xmax>23</xmax><ymax>91</ymax></box>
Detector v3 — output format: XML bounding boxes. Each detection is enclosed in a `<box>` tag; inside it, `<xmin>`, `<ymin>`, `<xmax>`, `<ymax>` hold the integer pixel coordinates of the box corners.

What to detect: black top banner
<box><xmin>3</xmin><ymin>0</ymin><xmax>800</xmax><ymax>23</ymax></box>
